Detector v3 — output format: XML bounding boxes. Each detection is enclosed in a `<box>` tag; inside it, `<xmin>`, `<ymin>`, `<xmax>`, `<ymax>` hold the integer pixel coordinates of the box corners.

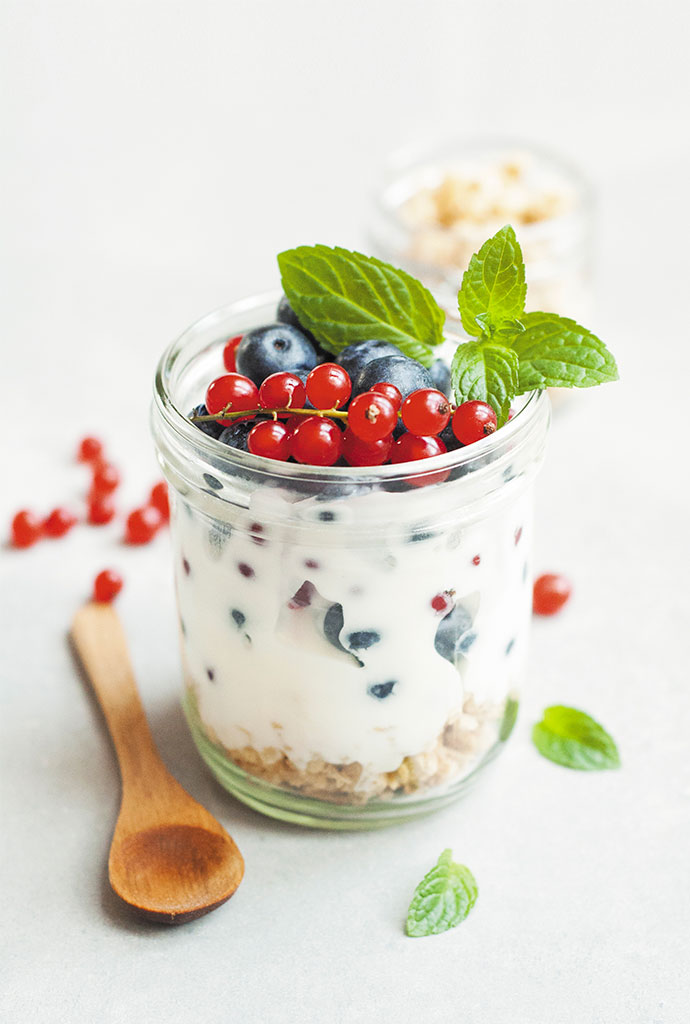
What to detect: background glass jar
<box><xmin>369</xmin><ymin>136</ymin><xmax>595</xmax><ymax>324</ymax></box>
<box><xmin>152</xmin><ymin>295</ymin><xmax>551</xmax><ymax>829</ymax></box>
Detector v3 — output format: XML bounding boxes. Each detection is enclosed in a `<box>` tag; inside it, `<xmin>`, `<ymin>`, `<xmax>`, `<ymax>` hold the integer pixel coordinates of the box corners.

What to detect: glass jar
<box><xmin>369</xmin><ymin>136</ymin><xmax>594</xmax><ymax>324</ymax></box>
<box><xmin>151</xmin><ymin>294</ymin><xmax>551</xmax><ymax>829</ymax></box>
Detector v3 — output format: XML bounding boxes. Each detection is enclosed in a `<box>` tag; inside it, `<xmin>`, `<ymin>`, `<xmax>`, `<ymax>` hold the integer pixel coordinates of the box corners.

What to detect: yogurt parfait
<box><xmin>151</xmin><ymin>230</ymin><xmax>616</xmax><ymax>827</ymax></box>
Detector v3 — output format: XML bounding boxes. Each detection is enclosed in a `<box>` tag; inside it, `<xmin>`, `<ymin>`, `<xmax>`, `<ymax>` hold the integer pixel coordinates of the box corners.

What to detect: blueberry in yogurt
<box><xmin>236</xmin><ymin>323</ymin><xmax>319</xmax><ymax>386</ymax></box>
<box><xmin>434</xmin><ymin>602</ymin><xmax>477</xmax><ymax>664</ymax></box>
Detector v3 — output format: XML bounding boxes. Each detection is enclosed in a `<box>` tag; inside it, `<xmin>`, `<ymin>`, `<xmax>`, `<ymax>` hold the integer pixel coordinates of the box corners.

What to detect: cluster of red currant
<box><xmin>9</xmin><ymin>435</ymin><xmax>173</xmax><ymax>604</ymax></box>
<box><xmin>200</xmin><ymin>359</ymin><xmax>499</xmax><ymax>469</ymax></box>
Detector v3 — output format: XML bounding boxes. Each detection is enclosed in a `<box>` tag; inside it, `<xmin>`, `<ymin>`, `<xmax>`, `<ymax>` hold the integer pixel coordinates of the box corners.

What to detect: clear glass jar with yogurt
<box><xmin>152</xmin><ymin>294</ymin><xmax>551</xmax><ymax>828</ymax></box>
<box><xmin>369</xmin><ymin>137</ymin><xmax>594</xmax><ymax>324</ymax></box>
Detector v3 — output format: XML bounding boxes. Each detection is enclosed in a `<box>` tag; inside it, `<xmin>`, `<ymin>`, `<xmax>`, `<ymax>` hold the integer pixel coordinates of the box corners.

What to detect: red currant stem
<box><xmin>192</xmin><ymin>405</ymin><xmax>350</xmax><ymax>423</ymax></box>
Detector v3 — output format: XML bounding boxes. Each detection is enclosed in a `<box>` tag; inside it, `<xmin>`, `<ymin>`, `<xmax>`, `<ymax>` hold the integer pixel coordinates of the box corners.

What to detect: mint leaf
<box><xmin>277</xmin><ymin>245</ymin><xmax>445</xmax><ymax>367</ymax></box>
<box><xmin>458</xmin><ymin>225</ymin><xmax>526</xmax><ymax>337</ymax></box>
<box><xmin>450</xmin><ymin>342</ymin><xmax>518</xmax><ymax>424</ymax></box>
<box><xmin>532</xmin><ymin>705</ymin><xmax>621</xmax><ymax>771</ymax></box>
<box><xmin>406</xmin><ymin>849</ymin><xmax>478</xmax><ymax>938</ymax></box>
<box><xmin>509</xmin><ymin>312</ymin><xmax>619</xmax><ymax>391</ymax></box>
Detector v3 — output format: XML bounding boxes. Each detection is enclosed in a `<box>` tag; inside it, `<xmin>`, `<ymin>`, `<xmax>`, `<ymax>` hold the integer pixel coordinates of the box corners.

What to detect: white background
<box><xmin>2</xmin><ymin>2</ymin><xmax>689</xmax><ymax>1022</ymax></box>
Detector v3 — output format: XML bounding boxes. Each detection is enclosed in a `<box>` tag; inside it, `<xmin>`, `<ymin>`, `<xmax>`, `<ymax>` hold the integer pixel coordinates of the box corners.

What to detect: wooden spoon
<box><xmin>71</xmin><ymin>602</ymin><xmax>244</xmax><ymax>924</ymax></box>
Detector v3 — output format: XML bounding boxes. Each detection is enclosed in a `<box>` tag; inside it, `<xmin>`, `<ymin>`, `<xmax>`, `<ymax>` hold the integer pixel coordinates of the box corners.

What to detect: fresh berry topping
<box><xmin>93</xmin><ymin>569</ymin><xmax>123</xmax><ymax>603</ymax></box>
<box><xmin>258</xmin><ymin>371</ymin><xmax>307</xmax><ymax>410</ymax></box>
<box><xmin>217</xmin><ymin>420</ymin><xmax>257</xmax><ymax>452</ymax></box>
<box><xmin>347</xmin><ymin>391</ymin><xmax>397</xmax><ymax>443</ymax></box>
<box><xmin>390</xmin><ymin>433</ymin><xmax>446</xmax><ymax>464</ymax></box>
<box><xmin>306</xmin><ymin>363</ymin><xmax>352</xmax><ymax>409</ymax></box>
<box><xmin>341</xmin><ymin>428</ymin><xmax>392</xmax><ymax>466</ymax></box>
<box><xmin>91</xmin><ymin>462</ymin><xmax>120</xmax><ymax>495</ymax></box>
<box><xmin>429</xmin><ymin>358</ymin><xmax>451</xmax><ymax>397</ymax></box>
<box><xmin>335</xmin><ymin>340</ymin><xmax>400</xmax><ymax>380</ymax></box>
<box><xmin>452</xmin><ymin>400</ymin><xmax>497</xmax><ymax>445</ymax></box>
<box><xmin>290</xmin><ymin>416</ymin><xmax>343</xmax><ymax>466</ymax></box>
<box><xmin>276</xmin><ymin>295</ymin><xmax>317</xmax><ymax>344</ymax></box>
<box><xmin>205</xmin><ymin>374</ymin><xmax>260</xmax><ymax>426</ymax></box>
<box><xmin>10</xmin><ymin>510</ymin><xmax>43</xmax><ymax>548</ymax></box>
<box><xmin>431</xmin><ymin>591</ymin><xmax>454</xmax><ymax>615</ymax></box>
<box><xmin>401</xmin><ymin>388</ymin><xmax>451</xmax><ymax>436</ymax></box>
<box><xmin>236</xmin><ymin>323</ymin><xmax>318</xmax><ymax>386</ymax></box>
<box><xmin>353</xmin><ymin>354</ymin><xmax>433</xmax><ymax>400</ymax></box>
<box><xmin>439</xmin><ymin>420</ymin><xmax>463</xmax><ymax>452</ymax></box>
<box><xmin>248</xmin><ymin>420</ymin><xmax>291</xmax><ymax>461</ymax></box>
<box><xmin>44</xmin><ymin>507</ymin><xmax>78</xmax><ymax>538</ymax></box>
<box><xmin>371</xmin><ymin>381</ymin><xmax>402</xmax><ymax>410</ymax></box>
<box><xmin>188</xmin><ymin>404</ymin><xmax>224</xmax><ymax>439</ymax></box>
<box><xmin>124</xmin><ymin>506</ymin><xmax>163</xmax><ymax>545</ymax></box>
<box><xmin>149</xmin><ymin>481</ymin><xmax>170</xmax><ymax>521</ymax></box>
<box><xmin>222</xmin><ymin>335</ymin><xmax>243</xmax><ymax>372</ymax></box>
<box><xmin>77</xmin><ymin>436</ymin><xmax>104</xmax><ymax>463</ymax></box>
<box><xmin>533</xmin><ymin>573</ymin><xmax>572</xmax><ymax>616</ymax></box>
<box><xmin>87</xmin><ymin>494</ymin><xmax>115</xmax><ymax>525</ymax></box>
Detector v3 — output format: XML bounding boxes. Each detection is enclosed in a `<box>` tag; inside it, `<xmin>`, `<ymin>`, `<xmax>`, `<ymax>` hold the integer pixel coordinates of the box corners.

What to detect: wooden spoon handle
<box><xmin>71</xmin><ymin>602</ymin><xmax>170</xmax><ymax>793</ymax></box>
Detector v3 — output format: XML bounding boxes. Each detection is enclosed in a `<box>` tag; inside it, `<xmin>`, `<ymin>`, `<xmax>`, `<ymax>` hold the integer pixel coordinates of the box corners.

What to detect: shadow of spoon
<box><xmin>71</xmin><ymin>602</ymin><xmax>244</xmax><ymax>924</ymax></box>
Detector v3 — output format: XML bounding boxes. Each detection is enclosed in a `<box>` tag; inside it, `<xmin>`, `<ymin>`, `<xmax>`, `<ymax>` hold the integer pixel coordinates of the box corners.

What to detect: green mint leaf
<box><xmin>509</xmin><ymin>312</ymin><xmax>619</xmax><ymax>391</ymax></box>
<box><xmin>532</xmin><ymin>705</ymin><xmax>621</xmax><ymax>771</ymax></box>
<box><xmin>277</xmin><ymin>245</ymin><xmax>445</xmax><ymax>367</ymax></box>
<box><xmin>458</xmin><ymin>225</ymin><xmax>526</xmax><ymax>338</ymax></box>
<box><xmin>450</xmin><ymin>341</ymin><xmax>518</xmax><ymax>425</ymax></box>
<box><xmin>406</xmin><ymin>849</ymin><xmax>478</xmax><ymax>938</ymax></box>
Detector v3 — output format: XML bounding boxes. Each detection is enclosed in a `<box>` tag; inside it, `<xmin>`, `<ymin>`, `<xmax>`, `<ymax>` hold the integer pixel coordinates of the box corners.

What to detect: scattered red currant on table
<box><xmin>125</xmin><ymin>506</ymin><xmax>163</xmax><ymax>545</ymax></box>
<box><xmin>10</xmin><ymin>510</ymin><xmax>43</xmax><ymax>548</ymax></box>
<box><xmin>77</xmin><ymin>436</ymin><xmax>104</xmax><ymax>463</ymax></box>
<box><xmin>87</xmin><ymin>494</ymin><xmax>116</xmax><ymax>525</ymax></box>
<box><xmin>92</xmin><ymin>461</ymin><xmax>120</xmax><ymax>495</ymax></box>
<box><xmin>93</xmin><ymin>569</ymin><xmax>124</xmax><ymax>603</ymax></box>
<box><xmin>44</xmin><ymin>507</ymin><xmax>78</xmax><ymax>538</ymax></box>
<box><xmin>149</xmin><ymin>481</ymin><xmax>170</xmax><ymax>521</ymax></box>
<box><xmin>533</xmin><ymin>574</ymin><xmax>572</xmax><ymax>616</ymax></box>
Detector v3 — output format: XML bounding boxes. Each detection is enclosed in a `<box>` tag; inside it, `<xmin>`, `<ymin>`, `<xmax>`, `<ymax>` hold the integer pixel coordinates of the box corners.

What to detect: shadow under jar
<box><xmin>152</xmin><ymin>294</ymin><xmax>551</xmax><ymax>829</ymax></box>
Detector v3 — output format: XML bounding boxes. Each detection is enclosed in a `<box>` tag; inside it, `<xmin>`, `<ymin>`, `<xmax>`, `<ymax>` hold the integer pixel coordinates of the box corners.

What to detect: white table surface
<box><xmin>2</xmin><ymin>2</ymin><xmax>689</xmax><ymax>1022</ymax></box>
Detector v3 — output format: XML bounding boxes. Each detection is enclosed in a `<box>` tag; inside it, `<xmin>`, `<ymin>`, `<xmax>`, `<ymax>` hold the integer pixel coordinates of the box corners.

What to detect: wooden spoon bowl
<box><xmin>72</xmin><ymin>602</ymin><xmax>244</xmax><ymax>924</ymax></box>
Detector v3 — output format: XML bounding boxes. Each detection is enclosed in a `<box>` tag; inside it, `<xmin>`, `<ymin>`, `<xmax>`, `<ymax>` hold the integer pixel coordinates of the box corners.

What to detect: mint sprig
<box><xmin>452</xmin><ymin>225</ymin><xmax>618</xmax><ymax>424</ymax></box>
<box><xmin>406</xmin><ymin>849</ymin><xmax>478</xmax><ymax>937</ymax></box>
<box><xmin>532</xmin><ymin>705</ymin><xmax>621</xmax><ymax>771</ymax></box>
<box><xmin>278</xmin><ymin>245</ymin><xmax>444</xmax><ymax>367</ymax></box>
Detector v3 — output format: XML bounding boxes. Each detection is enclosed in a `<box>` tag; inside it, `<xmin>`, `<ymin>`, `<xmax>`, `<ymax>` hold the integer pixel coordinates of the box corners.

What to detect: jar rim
<box><xmin>152</xmin><ymin>290</ymin><xmax>550</xmax><ymax>487</ymax></box>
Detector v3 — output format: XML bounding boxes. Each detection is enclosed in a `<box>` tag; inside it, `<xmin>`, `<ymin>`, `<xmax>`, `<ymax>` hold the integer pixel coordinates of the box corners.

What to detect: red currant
<box><xmin>290</xmin><ymin>416</ymin><xmax>343</xmax><ymax>466</ymax></box>
<box><xmin>125</xmin><ymin>506</ymin><xmax>163</xmax><ymax>545</ymax></box>
<box><xmin>371</xmin><ymin>382</ymin><xmax>402</xmax><ymax>411</ymax></box>
<box><xmin>401</xmin><ymin>388</ymin><xmax>451</xmax><ymax>436</ymax></box>
<box><xmin>44</xmin><ymin>507</ymin><xmax>78</xmax><ymax>538</ymax></box>
<box><xmin>149</xmin><ymin>481</ymin><xmax>170</xmax><ymax>521</ymax></box>
<box><xmin>77</xmin><ymin>436</ymin><xmax>104</xmax><ymax>463</ymax></box>
<box><xmin>206</xmin><ymin>374</ymin><xmax>260</xmax><ymax>427</ymax></box>
<box><xmin>533</xmin><ymin>573</ymin><xmax>572</xmax><ymax>616</ymax></box>
<box><xmin>92</xmin><ymin>461</ymin><xmax>120</xmax><ymax>494</ymax></box>
<box><xmin>222</xmin><ymin>335</ymin><xmax>243</xmax><ymax>372</ymax></box>
<box><xmin>341</xmin><ymin>429</ymin><xmax>392</xmax><ymax>466</ymax></box>
<box><xmin>306</xmin><ymin>363</ymin><xmax>352</xmax><ymax>409</ymax></box>
<box><xmin>347</xmin><ymin>392</ymin><xmax>397</xmax><ymax>443</ymax></box>
<box><xmin>452</xmin><ymin>401</ymin><xmax>497</xmax><ymax>445</ymax></box>
<box><xmin>391</xmin><ymin>433</ymin><xmax>447</xmax><ymax>464</ymax></box>
<box><xmin>259</xmin><ymin>372</ymin><xmax>306</xmax><ymax>410</ymax></box>
<box><xmin>87</xmin><ymin>494</ymin><xmax>115</xmax><ymax>525</ymax></box>
<box><xmin>248</xmin><ymin>420</ymin><xmax>291</xmax><ymax>461</ymax></box>
<box><xmin>10</xmin><ymin>510</ymin><xmax>43</xmax><ymax>548</ymax></box>
<box><xmin>93</xmin><ymin>569</ymin><xmax>124</xmax><ymax>603</ymax></box>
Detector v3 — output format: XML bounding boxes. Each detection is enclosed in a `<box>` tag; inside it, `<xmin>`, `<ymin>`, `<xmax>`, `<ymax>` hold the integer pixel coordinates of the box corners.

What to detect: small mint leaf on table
<box><xmin>509</xmin><ymin>312</ymin><xmax>619</xmax><ymax>391</ymax></box>
<box><xmin>458</xmin><ymin>225</ymin><xmax>526</xmax><ymax>338</ymax></box>
<box><xmin>532</xmin><ymin>705</ymin><xmax>621</xmax><ymax>771</ymax></box>
<box><xmin>277</xmin><ymin>245</ymin><xmax>445</xmax><ymax>367</ymax></box>
<box><xmin>406</xmin><ymin>849</ymin><xmax>478</xmax><ymax>938</ymax></box>
<box><xmin>450</xmin><ymin>342</ymin><xmax>518</xmax><ymax>425</ymax></box>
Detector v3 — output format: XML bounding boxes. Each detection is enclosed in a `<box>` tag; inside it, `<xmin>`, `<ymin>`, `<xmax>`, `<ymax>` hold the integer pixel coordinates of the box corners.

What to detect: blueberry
<box><xmin>347</xmin><ymin>630</ymin><xmax>380</xmax><ymax>650</ymax></box>
<box><xmin>336</xmin><ymin>340</ymin><xmax>400</xmax><ymax>381</ymax></box>
<box><xmin>408</xmin><ymin>528</ymin><xmax>435</xmax><ymax>544</ymax></box>
<box><xmin>318</xmin><ymin>509</ymin><xmax>338</xmax><ymax>522</ymax></box>
<box><xmin>188</xmin><ymin>404</ymin><xmax>223</xmax><ymax>439</ymax></box>
<box><xmin>236</xmin><ymin>323</ymin><xmax>319</xmax><ymax>386</ymax></box>
<box><xmin>323</xmin><ymin>602</ymin><xmax>345</xmax><ymax>647</ymax></box>
<box><xmin>367</xmin><ymin>681</ymin><xmax>396</xmax><ymax>699</ymax></box>
<box><xmin>206</xmin><ymin>668</ymin><xmax>215</xmax><ymax>681</ymax></box>
<box><xmin>439</xmin><ymin>421</ymin><xmax>463</xmax><ymax>453</ymax></box>
<box><xmin>276</xmin><ymin>295</ymin><xmax>317</xmax><ymax>344</ymax></box>
<box><xmin>218</xmin><ymin>420</ymin><xmax>256</xmax><ymax>453</ymax></box>
<box><xmin>430</xmin><ymin>359</ymin><xmax>451</xmax><ymax>397</ymax></box>
<box><xmin>231</xmin><ymin>609</ymin><xmax>246</xmax><ymax>628</ymax></box>
<box><xmin>434</xmin><ymin>604</ymin><xmax>475</xmax><ymax>664</ymax></box>
<box><xmin>353</xmin><ymin>355</ymin><xmax>433</xmax><ymax>400</ymax></box>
